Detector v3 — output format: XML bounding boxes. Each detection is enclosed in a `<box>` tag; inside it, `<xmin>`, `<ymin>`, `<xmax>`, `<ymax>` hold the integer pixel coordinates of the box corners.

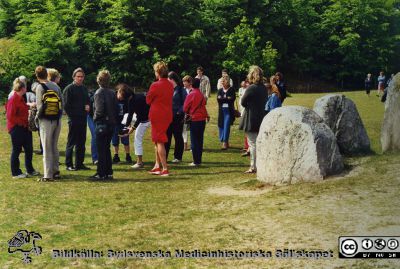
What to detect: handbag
<box><xmin>28</xmin><ymin>107</ymin><xmax>39</xmax><ymax>132</ymax></box>
<box><xmin>183</xmin><ymin>113</ymin><xmax>192</xmax><ymax>124</ymax></box>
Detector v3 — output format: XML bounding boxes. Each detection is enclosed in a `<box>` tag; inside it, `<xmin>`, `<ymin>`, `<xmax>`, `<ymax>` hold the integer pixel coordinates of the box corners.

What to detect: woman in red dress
<box><xmin>146</xmin><ymin>61</ymin><xmax>174</xmax><ymax>176</ymax></box>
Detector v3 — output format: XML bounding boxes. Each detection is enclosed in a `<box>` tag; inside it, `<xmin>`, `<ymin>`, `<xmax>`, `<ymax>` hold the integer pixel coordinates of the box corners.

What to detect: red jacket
<box><xmin>6</xmin><ymin>92</ymin><xmax>29</xmax><ymax>132</ymax></box>
<box><xmin>146</xmin><ymin>78</ymin><xmax>174</xmax><ymax>124</ymax></box>
<box><xmin>183</xmin><ymin>88</ymin><xmax>208</xmax><ymax>121</ymax></box>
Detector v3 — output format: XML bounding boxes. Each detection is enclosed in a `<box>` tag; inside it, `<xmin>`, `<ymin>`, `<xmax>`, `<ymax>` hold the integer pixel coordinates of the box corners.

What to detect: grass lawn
<box><xmin>1</xmin><ymin>91</ymin><xmax>399</xmax><ymax>268</ymax></box>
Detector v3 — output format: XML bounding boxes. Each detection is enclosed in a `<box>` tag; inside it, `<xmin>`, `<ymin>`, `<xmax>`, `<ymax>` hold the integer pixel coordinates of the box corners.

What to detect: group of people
<box><xmin>364</xmin><ymin>71</ymin><xmax>394</xmax><ymax>98</ymax></box>
<box><xmin>6</xmin><ymin>62</ymin><xmax>286</xmax><ymax>180</ymax></box>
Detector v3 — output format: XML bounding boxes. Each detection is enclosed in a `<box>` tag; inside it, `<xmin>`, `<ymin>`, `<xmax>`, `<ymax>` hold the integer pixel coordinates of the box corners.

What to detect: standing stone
<box><xmin>381</xmin><ymin>72</ymin><xmax>400</xmax><ymax>152</ymax></box>
<box><xmin>257</xmin><ymin>106</ymin><xmax>344</xmax><ymax>185</ymax></box>
<box><xmin>313</xmin><ymin>94</ymin><xmax>370</xmax><ymax>155</ymax></box>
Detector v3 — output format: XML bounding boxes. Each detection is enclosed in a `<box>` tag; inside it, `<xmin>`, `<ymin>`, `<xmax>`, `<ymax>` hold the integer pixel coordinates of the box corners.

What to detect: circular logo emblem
<box><xmin>362</xmin><ymin>239</ymin><xmax>373</xmax><ymax>250</ymax></box>
<box><xmin>374</xmin><ymin>239</ymin><xmax>386</xmax><ymax>250</ymax></box>
<box><xmin>341</xmin><ymin>239</ymin><xmax>358</xmax><ymax>256</ymax></box>
<box><xmin>387</xmin><ymin>239</ymin><xmax>399</xmax><ymax>250</ymax></box>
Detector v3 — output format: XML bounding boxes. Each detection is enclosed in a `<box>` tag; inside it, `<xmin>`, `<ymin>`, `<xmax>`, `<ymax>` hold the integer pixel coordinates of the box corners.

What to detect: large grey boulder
<box><xmin>313</xmin><ymin>94</ymin><xmax>370</xmax><ymax>155</ymax></box>
<box><xmin>381</xmin><ymin>73</ymin><xmax>400</xmax><ymax>152</ymax></box>
<box><xmin>256</xmin><ymin>106</ymin><xmax>344</xmax><ymax>185</ymax></box>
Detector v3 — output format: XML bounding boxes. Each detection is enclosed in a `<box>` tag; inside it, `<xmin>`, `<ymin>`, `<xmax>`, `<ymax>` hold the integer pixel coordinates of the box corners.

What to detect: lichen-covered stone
<box><xmin>314</xmin><ymin>94</ymin><xmax>370</xmax><ymax>155</ymax></box>
<box><xmin>256</xmin><ymin>106</ymin><xmax>343</xmax><ymax>185</ymax></box>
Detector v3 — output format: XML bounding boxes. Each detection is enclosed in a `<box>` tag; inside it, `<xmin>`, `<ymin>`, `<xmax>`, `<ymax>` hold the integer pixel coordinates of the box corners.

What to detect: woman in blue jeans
<box><xmin>217</xmin><ymin>75</ymin><xmax>235</xmax><ymax>150</ymax></box>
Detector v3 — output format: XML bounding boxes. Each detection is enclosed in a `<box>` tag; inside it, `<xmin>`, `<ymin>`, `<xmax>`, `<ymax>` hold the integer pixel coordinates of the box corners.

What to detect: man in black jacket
<box><xmin>63</xmin><ymin>68</ymin><xmax>90</xmax><ymax>171</ymax></box>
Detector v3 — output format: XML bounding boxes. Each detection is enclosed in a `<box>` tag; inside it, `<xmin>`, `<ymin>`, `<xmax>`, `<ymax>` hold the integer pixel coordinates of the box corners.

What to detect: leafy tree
<box><xmin>223</xmin><ymin>17</ymin><xmax>278</xmax><ymax>79</ymax></box>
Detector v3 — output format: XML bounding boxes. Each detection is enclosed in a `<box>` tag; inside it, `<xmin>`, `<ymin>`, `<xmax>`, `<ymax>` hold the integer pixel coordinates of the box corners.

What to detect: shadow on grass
<box><xmin>203</xmin><ymin>148</ymin><xmax>243</xmax><ymax>153</ymax></box>
<box><xmin>51</xmin><ymin>166</ymin><xmax>246</xmax><ymax>183</ymax></box>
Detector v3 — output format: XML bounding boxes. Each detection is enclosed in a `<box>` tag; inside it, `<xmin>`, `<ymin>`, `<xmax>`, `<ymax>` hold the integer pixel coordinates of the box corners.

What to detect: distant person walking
<box><xmin>6</xmin><ymin>77</ymin><xmax>38</xmax><ymax>178</ymax></box>
<box><xmin>90</xmin><ymin>70</ymin><xmax>117</xmax><ymax>180</ymax></box>
<box><xmin>183</xmin><ymin>78</ymin><xmax>210</xmax><ymax>166</ymax></box>
<box><xmin>365</xmin><ymin>73</ymin><xmax>373</xmax><ymax>96</ymax></box>
<box><xmin>217</xmin><ymin>75</ymin><xmax>235</xmax><ymax>150</ymax></box>
<box><xmin>146</xmin><ymin>61</ymin><xmax>174</xmax><ymax>176</ymax></box>
<box><xmin>63</xmin><ymin>68</ymin><xmax>90</xmax><ymax>171</ymax></box>
<box><xmin>35</xmin><ymin>66</ymin><xmax>63</xmax><ymax>181</ymax></box>
<box><xmin>377</xmin><ymin>71</ymin><xmax>386</xmax><ymax>97</ymax></box>
<box><xmin>195</xmin><ymin>66</ymin><xmax>211</xmax><ymax>99</ymax></box>
<box><xmin>239</xmin><ymin>66</ymin><xmax>268</xmax><ymax>174</ymax></box>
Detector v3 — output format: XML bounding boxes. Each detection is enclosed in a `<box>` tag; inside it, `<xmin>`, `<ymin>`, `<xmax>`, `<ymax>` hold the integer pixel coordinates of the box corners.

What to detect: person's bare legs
<box><xmin>153</xmin><ymin>144</ymin><xmax>160</xmax><ymax>169</ymax></box>
<box><xmin>157</xmin><ymin>142</ymin><xmax>168</xmax><ymax>171</ymax></box>
<box><xmin>124</xmin><ymin>145</ymin><xmax>130</xmax><ymax>155</ymax></box>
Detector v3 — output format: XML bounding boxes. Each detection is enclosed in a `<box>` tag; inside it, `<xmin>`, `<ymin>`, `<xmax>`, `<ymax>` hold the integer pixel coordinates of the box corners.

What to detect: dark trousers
<box><xmin>10</xmin><ymin>126</ymin><xmax>34</xmax><ymax>176</ymax></box>
<box><xmin>96</xmin><ymin>124</ymin><xmax>114</xmax><ymax>177</ymax></box>
<box><xmin>190</xmin><ymin>120</ymin><xmax>206</xmax><ymax>165</ymax></box>
<box><xmin>165</xmin><ymin>115</ymin><xmax>184</xmax><ymax>160</ymax></box>
<box><xmin>65</xmin><ymin>120</ymin><xmax>87</xmax><ymax>168</ymax></box>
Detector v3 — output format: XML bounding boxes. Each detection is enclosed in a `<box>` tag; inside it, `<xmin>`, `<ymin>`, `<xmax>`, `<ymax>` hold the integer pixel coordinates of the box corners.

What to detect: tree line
<box><xmin>0</xmin><ymin>0</ymin><xmax>399</xmax><ymax>93</ymax></box>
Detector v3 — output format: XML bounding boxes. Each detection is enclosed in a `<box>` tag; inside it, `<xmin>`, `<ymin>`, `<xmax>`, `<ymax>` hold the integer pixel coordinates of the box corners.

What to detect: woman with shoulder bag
<box><xmin>6</xmin><ymin>77</ymin><xmax>39</xmax><ymax>178</ymax></box>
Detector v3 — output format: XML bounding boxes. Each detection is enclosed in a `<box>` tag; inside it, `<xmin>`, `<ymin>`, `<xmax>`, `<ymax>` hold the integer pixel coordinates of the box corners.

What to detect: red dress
<box><xmin>146</xmin><ymin>78</ymin><xmax>174</xmax><ymax>143</ymax></box>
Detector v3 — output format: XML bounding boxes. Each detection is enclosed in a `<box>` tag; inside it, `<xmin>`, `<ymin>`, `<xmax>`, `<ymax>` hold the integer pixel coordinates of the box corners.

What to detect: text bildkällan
<box><xmin>52</xmin><ymin>249</ymin><xmax>333</xmax><ymax>259</ymax></box>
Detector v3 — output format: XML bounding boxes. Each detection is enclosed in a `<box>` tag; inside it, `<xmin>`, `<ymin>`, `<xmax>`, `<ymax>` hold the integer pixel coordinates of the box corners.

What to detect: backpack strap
<box><xmin>40</xmin><ymin>83</ymin><xmax>49</xmax><ymax>93</ymax></box>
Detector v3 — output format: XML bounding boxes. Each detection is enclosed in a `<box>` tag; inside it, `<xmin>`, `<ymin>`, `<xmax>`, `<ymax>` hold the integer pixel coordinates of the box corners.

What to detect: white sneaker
<box><xmin>131</xmin><ymin>163</ymin><xmax>144</xmax><ymax>169</ymax></box>
<box><xmin>171</xmin><ymin>159</ymin><xmax>181</xmax><ymax>163</ymax></box>
<box><xmin>13</xmin><ymin>174</ymin><xmax>27</xmax><ymax>179</ymax></box>
<box><xmin>188</xmin><ymin>162</ymin><xmax>200</xmax><ymax>167</ymax></box>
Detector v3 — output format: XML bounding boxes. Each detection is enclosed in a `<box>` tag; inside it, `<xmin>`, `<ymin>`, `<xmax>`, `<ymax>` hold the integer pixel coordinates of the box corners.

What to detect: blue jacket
<box><xmin>265</xmin><ymin>93</ymin><xmax>282</xmax><ymax>113</ymax></box>
<box><xmin>172</xmin><ymin>86</ymin><xmax>187</xmax><ymax>116</ymax></box>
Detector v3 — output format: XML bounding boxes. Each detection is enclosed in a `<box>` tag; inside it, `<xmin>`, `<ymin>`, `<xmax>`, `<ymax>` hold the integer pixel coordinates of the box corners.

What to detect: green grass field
<box><xmin>1</xmin><ymin>91</ymin><xmax>399</xmax><ymax>268</ymax></box>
